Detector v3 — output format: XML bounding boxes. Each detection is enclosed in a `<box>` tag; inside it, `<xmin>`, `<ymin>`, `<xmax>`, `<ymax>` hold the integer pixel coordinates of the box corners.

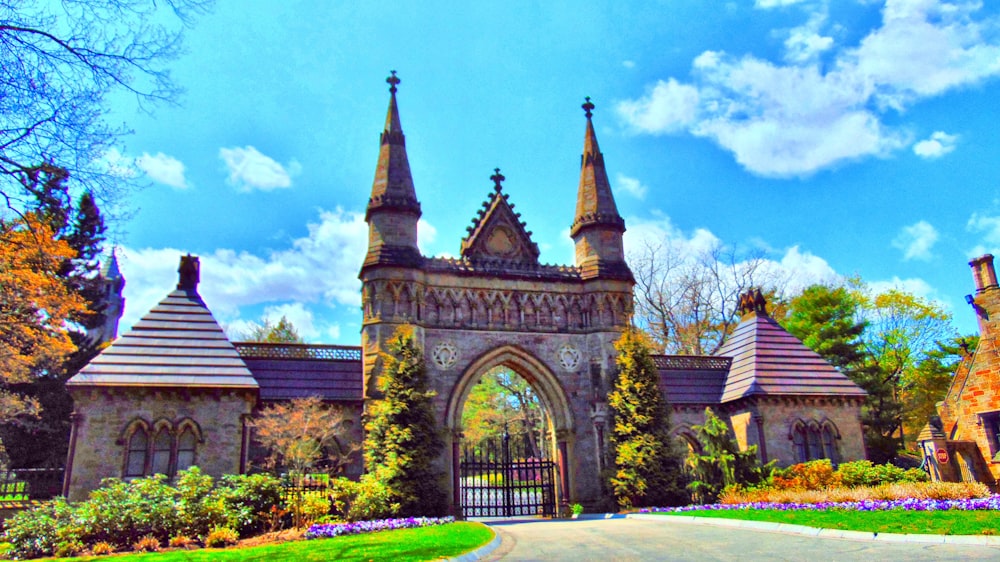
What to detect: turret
<box><xmin>570</xmin><ymin>98</ymin><xmax>632</xmax><ymax>281</ymax></box>
<box><xmin>362</xmin><ymin>71</ymin><xmax>423</xmax><ymax>270</ymax></box>
<box><xmin>86</xmin><ymin>250</ymin><xmax>125</xmax><ymax>345</ymax></box>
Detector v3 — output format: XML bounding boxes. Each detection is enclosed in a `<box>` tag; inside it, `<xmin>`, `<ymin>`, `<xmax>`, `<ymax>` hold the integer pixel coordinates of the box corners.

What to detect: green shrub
<box><xmin>2</xmin><ymin>497</ymin><xmax>81</xmax><ymax>559</ymax></box>
<box><xmin>835</xmin><ymin>460</ymin><xmax>927</xmax><ymax>487</ymax></box>
<box><xmin>217</xmin><ymin>472</ymin><xmax>285</xmax><ymax>537</ymax></box>
<box><xmin>174</xmin><ymin>467</ymin><xmax>226</xmax><ymax>538</ymax></box>
<box><xmin>293</xmin><ymin>493</ymin><xmax>331</xmax><ymax>527</ymax></box>
<box><xmin>75</xmin><ymin>475</ymin><xmax>179</xmax><ymax>547</ymax></box>
<box><xmin>329</xmin><ymin>470</ymin><xmax>399</xmax><ymax>522</ymax></box>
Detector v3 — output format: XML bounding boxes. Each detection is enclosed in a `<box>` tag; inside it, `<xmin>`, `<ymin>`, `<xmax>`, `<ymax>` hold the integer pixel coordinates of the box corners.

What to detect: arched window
<box><xmin>821</xmin><ymin>425</ymin><xmax>839</xmax><ymax>465</ymax></box>
<box><xmin>176</xmin><ymin>428</ymin><xmax>197</xmax><ymax>472</ymax></box>
<box><xmin>124</xmin><ymin>427</ymin><xmax>148</xmax><ymax>479</ymax></box>
<box><xmin>151</xmin><ymin>428</ymin><xmax>172</xmax><ymax>475</ymax></box>
<box><xmin>807</xmin><ymin>424</ymin><xmax>823</xmax><ymax>460</ymax></box>
<box><xmin>792</xmin><ymin>424</ymin><xmax>807</xmax><ymax>463</ymax></box>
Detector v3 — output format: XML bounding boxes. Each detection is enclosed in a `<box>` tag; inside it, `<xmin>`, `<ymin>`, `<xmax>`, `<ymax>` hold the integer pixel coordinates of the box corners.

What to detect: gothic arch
<box><xmin>445</xmin><ymin>344</ymin><xmax>574</xmax><ymax>435</ymax></box>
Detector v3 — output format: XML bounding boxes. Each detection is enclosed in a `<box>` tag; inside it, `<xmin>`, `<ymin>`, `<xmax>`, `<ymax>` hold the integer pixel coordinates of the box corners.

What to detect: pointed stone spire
<box><xmin>363</xmin><ymin>71</ymin><xmax>422</xmax><ymax>268</ymax></box>
<box><xmin>570</xmin><ymin>98</ymin><xmax>631</xmax><ymax>281</ymax></box>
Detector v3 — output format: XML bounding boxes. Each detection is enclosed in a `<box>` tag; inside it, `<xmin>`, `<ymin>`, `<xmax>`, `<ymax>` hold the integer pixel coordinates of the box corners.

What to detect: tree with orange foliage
<box><xmin>0</xmin><ymin>213</ymin><xmax>86</xmax><ymax>422</ymax></box>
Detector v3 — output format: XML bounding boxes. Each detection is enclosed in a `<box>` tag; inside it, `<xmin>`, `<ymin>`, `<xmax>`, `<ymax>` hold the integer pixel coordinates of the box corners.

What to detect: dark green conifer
<box><xmin>363</xmin><ymin>326</ymin><xmax>447</xmax><ymax>516</ymax></box>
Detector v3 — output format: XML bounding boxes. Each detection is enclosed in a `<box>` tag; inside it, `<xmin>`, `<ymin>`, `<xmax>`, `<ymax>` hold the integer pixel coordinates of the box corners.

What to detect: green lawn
<box><xmin>57</xmin><ymin>522</ymin><xmax>494</xmax><ymax>562</ymax></box>
<box><xmin>653</xmin><ymin>509</ymin><xmax>1000</xmax><ymax>536</ymax></box>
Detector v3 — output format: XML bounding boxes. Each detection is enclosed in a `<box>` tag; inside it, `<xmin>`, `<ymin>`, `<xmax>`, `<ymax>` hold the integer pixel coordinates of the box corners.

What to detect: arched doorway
<box><xmin>445</xmin><ymin>345</ymin><xmax>574</xmax><ymax>517</ymax></box>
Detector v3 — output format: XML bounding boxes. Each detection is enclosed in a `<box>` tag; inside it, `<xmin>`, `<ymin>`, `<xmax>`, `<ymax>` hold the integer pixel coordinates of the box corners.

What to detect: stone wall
<box><xmin>755</xmin><ymin>396</ymin><xmax>866</xmax><ymax>466</ymax></box>
<box><xmin>66</xmin><ymin>388</ymin><xmax>255</xmax><ymax>501</ymax></box>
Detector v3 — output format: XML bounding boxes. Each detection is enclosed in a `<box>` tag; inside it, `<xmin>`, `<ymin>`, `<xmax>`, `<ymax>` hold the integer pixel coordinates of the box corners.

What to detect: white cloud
<box><xmin>773</xmin><ymin>245</ymin><xmax>839</xmax><ymax>293</ymax></box>
<box><xmin>117</xmin><ymin>207</ymin><xmax>368</xmax><ymax>334</ymax></box>
<box><xmin>868</xmin><ymin>276</ymin><xmax>938</xmax><ymax>302</ymax></box>
<box><xmin>100</xmin><ymin>148</ymin><xmax>138</xmax><ymax>180</ymax></box>
<box><xmin>756</xmin><ymin>0</ymin><xmax>808</xmax><ymax>7</ymax></box>
<box><xmin>617</xmin><ymin>0</ymin><xmax>1000</xmax><ymax>177</ymax></box>
<box><xmin>967</xmin><ymin>212</ymin><xmax>1000</xmax><ymax>256</ymax></box>
<box><xmin>219</xmin><ymin>146</ymin><xmax>301</xmax><ymax>191</ymax></box>
<box><xmin>913</xmin><ymin>131</ymin><xmax>959</xmax><ymax>159</ymax></box>
<box><xmin>136</xmin><ymin>152</ymin><xmax>188</xmax><ymax>189</ymax></box>
<box><xmin>623</xmin><ymin>60</ymin><xmax>636</xmax><ymax>69</ymax></box>
<box><xmin>616</xmin><ymin>78</ymin><xmax>700</xmax><ymax>134</ymax></box>
<box><xmin>615</xmin><ymin>174</ymin><xmax>648</xmax><ymax>199</ymax></box>
<box><xmin>783</xmin><ymin>11</ymin><xmax>834</xmax><ymax>63</ymax></box>
<box><xmin>892</xmin><ymin>220</ymin><xmax>939</xmax><ymax>261</ymax></box>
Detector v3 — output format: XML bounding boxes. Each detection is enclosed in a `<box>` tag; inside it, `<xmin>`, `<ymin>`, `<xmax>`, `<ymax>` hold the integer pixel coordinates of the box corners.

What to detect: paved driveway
<box><xmin>479</xmin><ymin>517</ymin><xmax>1000</xmax><ymax>561</ymax></box>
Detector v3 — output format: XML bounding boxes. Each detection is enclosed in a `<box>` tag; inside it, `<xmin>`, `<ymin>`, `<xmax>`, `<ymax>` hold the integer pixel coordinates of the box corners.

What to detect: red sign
<box><xmin>935</xmin><ymin>448</ymin><xmax>950</xmax><ymax>464</ymax></box>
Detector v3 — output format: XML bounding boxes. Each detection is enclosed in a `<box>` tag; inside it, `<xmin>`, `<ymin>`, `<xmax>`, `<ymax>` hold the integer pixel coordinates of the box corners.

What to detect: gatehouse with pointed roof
<box><xmin>65</xmin><ymin>75</ymin><xmax>867</xmax><ymax>509</ymax></box>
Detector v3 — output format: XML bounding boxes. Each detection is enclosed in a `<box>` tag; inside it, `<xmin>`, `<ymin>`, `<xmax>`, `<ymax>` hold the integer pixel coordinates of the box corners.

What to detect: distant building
<box><xmin>919</xmin><ymin>255</ymin><xmax>1000</xmax><ymax>487</ymax></box>
<box><xmin>85</xmin><ymin>252</ymin><xmax>125</xmax><ymax>346</ymax></box>
<box><xmin>65</xmin><ymin>77</ymin><xmax>868</xmax><ymax>506</ymax></box>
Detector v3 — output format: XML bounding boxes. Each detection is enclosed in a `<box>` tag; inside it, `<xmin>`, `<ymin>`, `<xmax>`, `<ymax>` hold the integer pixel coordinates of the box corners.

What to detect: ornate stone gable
<box><xmin>460</xmin><ymin>169</ymin><xmax>540</xmax><ymax>268</ymax></box>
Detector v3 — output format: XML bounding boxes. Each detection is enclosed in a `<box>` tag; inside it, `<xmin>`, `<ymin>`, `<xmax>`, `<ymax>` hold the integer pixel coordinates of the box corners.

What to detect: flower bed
<box><xmin>305</xmin><ymin>516</ymin><xmax>455</xmax><ymax>539</ymax></box>
<box><xmin>641</xmin><ymin>495</ymin><xmax>1000</xmax><ymax>514</ymax></box>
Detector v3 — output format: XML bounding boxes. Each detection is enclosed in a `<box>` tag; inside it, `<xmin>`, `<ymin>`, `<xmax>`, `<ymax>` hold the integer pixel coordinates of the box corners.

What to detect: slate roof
<box><xmin>234</xmin><ymin>343</ymin><xmax>363</xmax><ymax>402</ymax></box>
<box><xmin>715</xmin><ymin>311</ymin><xmax>866</xmax><ymax>402</ymax></box>
<box><xmin>67</xmin><ymin>286</ymin><xmax>258</xmax><ymax>390</ymax></box>
<box><xmin>654</xmin><ymin>356</ymin><xmax>730</xmax><ymax>405</ymax></box>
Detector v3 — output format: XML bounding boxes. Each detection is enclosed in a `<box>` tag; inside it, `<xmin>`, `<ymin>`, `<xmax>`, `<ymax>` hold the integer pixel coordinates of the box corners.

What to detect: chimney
<box><xmin>177</xmin><ymin>254</ymin><xmax>200</xmax><ymax>291</ymax></box>
<box><xmin>969</xmin><ymin>254</ymin><xmax>998</xmax><ymax>293</ymax></box>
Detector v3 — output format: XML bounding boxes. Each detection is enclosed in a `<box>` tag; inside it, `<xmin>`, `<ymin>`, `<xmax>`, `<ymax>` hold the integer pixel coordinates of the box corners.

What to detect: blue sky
<box><xmin>107</xmin><ymin>0</ymin><xmax>1000</xmax><ymax>343</ymax></box>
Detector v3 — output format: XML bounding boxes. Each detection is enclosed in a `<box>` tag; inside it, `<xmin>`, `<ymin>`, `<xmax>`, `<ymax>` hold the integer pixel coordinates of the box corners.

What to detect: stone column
<box><xmin>451</xmin><ymin>430</ymin><xmax>463</xmax><ymax>519</ymax></box>
<box><xmin>556</xmin><ymin>429</ymin><xmax>571</xmax><ymax>513</ymax></box>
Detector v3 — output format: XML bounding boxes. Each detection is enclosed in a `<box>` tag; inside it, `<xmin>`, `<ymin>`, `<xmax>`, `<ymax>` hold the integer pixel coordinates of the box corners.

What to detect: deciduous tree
<box><xmin>239</xmin><ymin>316</ymin><xmax>304</xmax><ymax>344</ymax></box>
<box><xmin>0</xmin><ymin>213</ymin><xmax>86</xmax><ymax>421</ymax></box>
<box><xmin>1</xmin><ymin>0</ymin><xmax>211</xmax><ymax>209</ymax></box>
<box><xmin>608</xmin><ymin>328</ymin><xmax>688</xmax><ymax>508</ymax></box>
<box><xmin>630</xmin><ymin>238</ymin><xmax>785</xmax><ymax>354</ymax></box>
<box><xmin>251</xmin><ymin>396</ymin><xmax>357</xmax><ymax>477</ymax></box>
<box><xmin>461</xmin><ymin>367</ymin><xmax>545</xmax><ymax>457</ymax></box>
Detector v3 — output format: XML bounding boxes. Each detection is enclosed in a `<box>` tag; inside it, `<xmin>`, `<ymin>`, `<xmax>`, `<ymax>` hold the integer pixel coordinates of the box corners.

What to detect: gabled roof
<box><xmin>68</xmin><ymin>256</ymin><xmax>258</xmax><ymax>390</ymax></box>
<box><xmin>715</xmin><ymin>310</ymin><xmax>866</xmax><ymax>402</ymax></box>
<box><xmin>460</xmin><ymin>169</ymin><xmax>540</xmax><ymax>266</ymax></box>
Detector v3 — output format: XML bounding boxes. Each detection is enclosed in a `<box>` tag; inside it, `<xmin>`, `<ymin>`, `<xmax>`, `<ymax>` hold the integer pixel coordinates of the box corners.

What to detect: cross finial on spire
<box><xmin>582</xmin><ymin>96</ymin><xmax>595</xmax><ymax>118</ymax></box>
<box><xmin>490</xmin><ymin>167</ymin><xmax>505</xmax><ymax>192</ymax></box>
<box><xmin>387</xmin><ymin>70</ymin><xmax>400</xmax><ymax>94</ymax></box>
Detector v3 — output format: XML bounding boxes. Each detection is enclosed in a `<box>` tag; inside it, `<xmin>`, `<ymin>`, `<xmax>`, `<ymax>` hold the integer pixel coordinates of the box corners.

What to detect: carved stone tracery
<box><xmin>362</xmin><ymin>279</ymin><xmax>632</xmax><ymax>332</ymax></box>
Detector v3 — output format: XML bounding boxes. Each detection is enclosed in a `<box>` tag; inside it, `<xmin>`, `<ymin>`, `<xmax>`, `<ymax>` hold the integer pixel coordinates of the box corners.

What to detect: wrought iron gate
<box><xmin>458</xmin><ymin>430</ymin><xmax>557</xmax><ymax>517</ymax></box>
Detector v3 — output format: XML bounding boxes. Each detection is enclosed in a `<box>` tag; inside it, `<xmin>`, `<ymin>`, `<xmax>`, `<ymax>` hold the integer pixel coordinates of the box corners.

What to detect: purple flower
<box><xmin>305</xmin><ymin>516</ymin><xmax>455</xmax><ymax>539</ymax></box>
<box><xmin>647</xmin><ymin>495</ymin><xmax>1000</xmax><ymax>514</ymax></box>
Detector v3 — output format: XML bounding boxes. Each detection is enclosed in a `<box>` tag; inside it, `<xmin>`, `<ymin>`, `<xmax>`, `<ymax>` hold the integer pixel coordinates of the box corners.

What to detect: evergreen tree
<box><xmin>783</xmin><ymin>284</ymin><xmax>866</xmax><ymax>370</ymax></box>
<box><xmin>607</xmin><ymin>328</ymin><xmax>689</xmax><ymax>509</ymax></box>
<box><xmin>363</xmin><ymin>326</ymin><xmax>447</xmax><ymax>517</ymax></box>
<box><xmin>686</xmin><ymin>408</ymin><xmax>773</xmax><ymax>504</ymax></box>
<box><xmin>781</xmin><ymin>283</ymin><xmax>900</xmax><ymax>463</ymax></box>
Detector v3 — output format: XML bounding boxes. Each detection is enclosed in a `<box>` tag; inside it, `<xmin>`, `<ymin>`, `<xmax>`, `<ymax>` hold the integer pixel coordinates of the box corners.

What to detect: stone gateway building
<box><xmin>65</xmin><ymin>77</ymin><xmax>868</xmax><ymax>509</ymax></box>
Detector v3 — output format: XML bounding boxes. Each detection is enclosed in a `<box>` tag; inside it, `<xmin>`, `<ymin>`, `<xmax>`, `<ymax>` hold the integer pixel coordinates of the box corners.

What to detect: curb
<box><xmin>448</xmin><ymin>528</ymin><xmax>502</xmax><ymax>562</ymax></box>
<box><xmin>625</xmin><ymin>513</ymin><xmax>1000</xmax><ymax>546</ymax></box>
